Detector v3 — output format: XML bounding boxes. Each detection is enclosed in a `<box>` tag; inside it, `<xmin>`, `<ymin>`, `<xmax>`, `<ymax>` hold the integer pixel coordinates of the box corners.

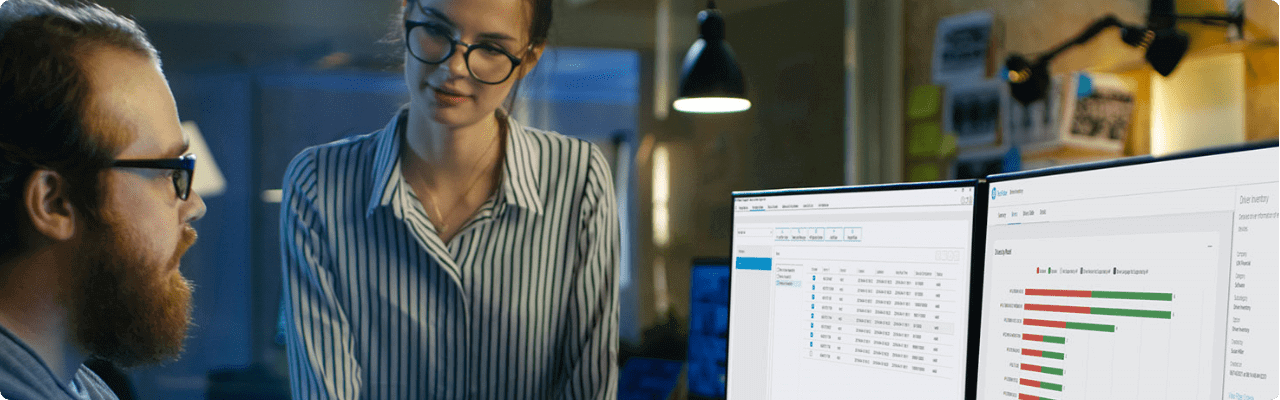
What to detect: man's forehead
<box><xmin>81</xmin><ymin>46</ymin><xmax>184</xmax><ymax>158</ymax></box>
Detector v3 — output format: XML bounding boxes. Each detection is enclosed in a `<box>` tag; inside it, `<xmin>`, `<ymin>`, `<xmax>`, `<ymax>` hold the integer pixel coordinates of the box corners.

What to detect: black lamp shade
<box><xmin>674</xmin><ymin>7</ymin><xmax>750</xmax><ymax>113</ymax></box>
<box><xmin>678</xmin><ymin>39</ymin><xmax>746</xmax><ymax>97</ymax></box>
<box><xmin>1145</xmin><ymin>28</ymin><xmax>1189</xmax><ymax>77</ymax></box>
<box><xmin>1005</xmin><ymin>54</ymin><xmax>1051</xmax><ymax>106</ymax></box>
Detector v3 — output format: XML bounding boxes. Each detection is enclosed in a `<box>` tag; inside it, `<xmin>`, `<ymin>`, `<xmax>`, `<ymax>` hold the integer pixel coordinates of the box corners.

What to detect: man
<box><xmin>0</xmin><ymin>0</ymin><xmax>206</xmax><ymax>399</ymax></box>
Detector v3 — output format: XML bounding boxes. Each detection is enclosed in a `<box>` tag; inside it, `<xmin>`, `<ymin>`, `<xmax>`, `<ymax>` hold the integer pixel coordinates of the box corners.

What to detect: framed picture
<box><xmin>1003</xmin><ymin>75</ymin><xmax>1061</xmax><ymax>152</ymax></box>
<box><xmin>1060</xmin><ymin>72</ymin><xmax>1133</xmax><ymax>152</ymax></box>
<box><xmin>932</xmin><ymin>10</ymin><xmax>994</xmax><ymax>84</ymax></box>
<box><xmin>943</xmin><ymin>79</ymin><xmax>1006</xmax><ymax>148</ymax></box>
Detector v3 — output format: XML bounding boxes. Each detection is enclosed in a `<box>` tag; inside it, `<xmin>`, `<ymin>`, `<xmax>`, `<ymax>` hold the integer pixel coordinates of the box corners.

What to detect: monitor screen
<box><xmin>727</xmin><ymin>182</ymin><xmax>979</xmax><ymax>400</ymax></box>
<box><xmin>688</xmin><ymin>258</ymin><xmax>731</xmax><ymax>399</ymax></box>
<box><xmin>975</xmin><ymin>144</ymin><xmax>1278</xmax><ymax>400</ymax></box>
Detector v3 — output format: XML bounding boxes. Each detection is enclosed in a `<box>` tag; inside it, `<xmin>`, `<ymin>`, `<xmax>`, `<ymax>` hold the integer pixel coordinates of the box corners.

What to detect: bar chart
<box><xmin>981</xmin><ymin>232</ymin><xmax>1222</xmax><ymax>400</ymax></box>
<box><xmin>1004</xmin><ymin>287</ymin><xmax>1178</xmax><ymax>399</ymax></box>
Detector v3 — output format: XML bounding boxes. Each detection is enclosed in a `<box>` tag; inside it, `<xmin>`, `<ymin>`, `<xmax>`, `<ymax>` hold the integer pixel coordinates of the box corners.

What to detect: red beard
<box><xmin>69</xmin><ymin>219</ymin><xmax>195</xmax><ymax>368</ymax></box>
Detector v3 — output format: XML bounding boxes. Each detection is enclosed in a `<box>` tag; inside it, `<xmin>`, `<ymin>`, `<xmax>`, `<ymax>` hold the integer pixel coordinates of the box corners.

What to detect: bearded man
<box><xmin>0</xmin><ymin>0</ymin><xmax>206</xmax><ymax>399</ymax></box>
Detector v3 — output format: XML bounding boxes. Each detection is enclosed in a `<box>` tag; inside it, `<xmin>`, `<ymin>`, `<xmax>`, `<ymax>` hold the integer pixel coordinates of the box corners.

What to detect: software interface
<box><xmin>976</xmin><ymin>147</ymin><xmax>1278</xmax><ymax>400</ymax></box>
<box><xmin>727</xmin><ymin>184</ymin><xmax>977</xmax><ymax>400</ymax></box>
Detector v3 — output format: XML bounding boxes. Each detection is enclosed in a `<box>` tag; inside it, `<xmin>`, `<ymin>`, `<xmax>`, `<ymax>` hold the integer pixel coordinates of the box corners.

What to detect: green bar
<box><xmin>1092</xmin><ymin>307</ymin><xmax>1172</xmax><ymax>319</ymax></box>
<box><xmin>1065</xmin><ymin>321</ymin><xmax>1116</xmax><ymax>332</ymax></box>
<box><xmin>1041</xmin><ymin>381</ymin><xmax>1063</xmax><ymax>391</ymax></box>
<box><xmin>1093</xmin><ymin>291</ymin><xmax>1173</xmax><ymax>301</ymax></box>
<box><xmin>1043</xmin><ymin>335</ymin><xmax>1066</xmax><ymax>344</ymax></box>
<box><xmin>1043</xmin><ymin>350</ymin><xmax>1065</xmax><ymax>360</ymax></box>
<box><xmin>1041</xmin><ymin>366</ymin><xmax>1064</xmax><ymax>376</ymax></box>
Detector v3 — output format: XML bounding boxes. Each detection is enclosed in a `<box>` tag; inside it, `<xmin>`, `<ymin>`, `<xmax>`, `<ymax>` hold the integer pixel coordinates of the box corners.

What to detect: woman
<box><xmin>279</xmin><ymin>0</ymin><xmax>619</xmax><ymax>398</ymax></box>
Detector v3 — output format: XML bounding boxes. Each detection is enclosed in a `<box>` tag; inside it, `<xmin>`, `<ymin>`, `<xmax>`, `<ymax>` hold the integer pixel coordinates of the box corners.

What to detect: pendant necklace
<box><xmin>422</xmin><ymin>128</ymin><xmax>501</xmax><ymax>235</ymax></box>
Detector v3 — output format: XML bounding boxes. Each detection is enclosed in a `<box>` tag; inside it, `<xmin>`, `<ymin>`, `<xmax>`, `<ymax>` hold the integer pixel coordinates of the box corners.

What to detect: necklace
<box><xmin>420</xmin><ymin>128</ymin><xmax>501</xmax><ymax>235</ymax></box>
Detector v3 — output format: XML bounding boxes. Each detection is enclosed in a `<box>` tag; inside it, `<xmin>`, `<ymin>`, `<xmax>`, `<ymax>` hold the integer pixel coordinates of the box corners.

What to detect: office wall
<box><xmin>902</xmin><ymin>0</ymin><xmax>1278</xmax><ymax>165</ymax></box>
<box><xmin>634</xmin><ymin>0</ymin><xmax>847</xmax><ymax>328</ymax></box>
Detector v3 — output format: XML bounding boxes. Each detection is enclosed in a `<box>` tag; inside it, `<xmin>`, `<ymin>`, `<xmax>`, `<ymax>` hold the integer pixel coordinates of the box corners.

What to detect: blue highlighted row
<box><xmin>735</xmin><ymin>257</ymin><xmax>772</xmax><ymax>271</ymax></box>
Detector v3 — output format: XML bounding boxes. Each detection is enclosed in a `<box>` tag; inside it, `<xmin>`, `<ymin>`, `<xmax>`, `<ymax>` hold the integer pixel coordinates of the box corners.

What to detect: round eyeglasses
<box><xmin>404</xmin><ymin>20</ymin><xmax>526</xmax><ymax>85</ymax></box>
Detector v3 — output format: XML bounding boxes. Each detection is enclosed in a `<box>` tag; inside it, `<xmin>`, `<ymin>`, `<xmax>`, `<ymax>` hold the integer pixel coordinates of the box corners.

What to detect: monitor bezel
<box><xmin>986</xmin><ymin>139</ymin><xmax>1278</xmax><ymax>184</ymax></box>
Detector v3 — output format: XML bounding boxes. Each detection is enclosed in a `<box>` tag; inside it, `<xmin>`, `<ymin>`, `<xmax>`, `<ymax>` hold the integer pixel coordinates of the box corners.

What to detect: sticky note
<box><xmin>908</xmin><ymin>85</ymin><xmax>943</xmax><ymax>119</ymax></box>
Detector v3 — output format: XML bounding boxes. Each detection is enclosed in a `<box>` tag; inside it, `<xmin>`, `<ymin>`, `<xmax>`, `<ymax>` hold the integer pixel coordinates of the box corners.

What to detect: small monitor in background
<box><xmin>617</xmin><ymin>357</ymin><xmax>683</xmax><ymax>400</ymax></box>
<box><xmin>975</xmin><ymin>142</ymin><xmax>1278</xmax><ymax>400</ymax></box>
<box><xmin>688</xmin><ymin>258</ymin><xmax>731</xmax><ymax>400</ymax></box>
<box><xmin>727</xmin><ymin>181</ymin><xmax>981</xmax><ymax>400</ymax></box>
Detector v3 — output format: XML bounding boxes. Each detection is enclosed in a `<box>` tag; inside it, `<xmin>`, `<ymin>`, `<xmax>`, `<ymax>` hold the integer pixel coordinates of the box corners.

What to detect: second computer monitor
<box><xmin>727</xmin><ymin>181</ymin><xmax>980</xmax><ymax>400</ymax></box>
<box><xmin>975</xmin><ymin>143</ymin><xmax>1278</xmax><ymax>400</ymax></box>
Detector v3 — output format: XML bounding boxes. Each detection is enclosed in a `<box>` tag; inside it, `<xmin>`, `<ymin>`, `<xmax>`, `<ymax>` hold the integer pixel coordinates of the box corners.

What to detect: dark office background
<box><xmin>73</xmin><ymin>0</ymin><xmax>1277</xmax><ymax>398</ymax></box>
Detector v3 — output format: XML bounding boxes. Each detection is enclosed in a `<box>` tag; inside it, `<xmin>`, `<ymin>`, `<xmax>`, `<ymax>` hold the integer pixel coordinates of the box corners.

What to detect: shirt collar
<box><xmin>366</xmin><ymin>109</ymin><xmax>406</xmax><ymax>217</ymax></box>
<box><xmin>0</xmin><ymin>323</ymin><xmax>82</xmax><ymax>398</ymax></box>
<box><xmin>366</xmin><ymin>109</ymin><xmax>544</xmax><ymax>217</ymax></box>
<box><xmin>498</xmin><ymin>111</ymin><xmax>544</xmax><ymax>216</ymax></box>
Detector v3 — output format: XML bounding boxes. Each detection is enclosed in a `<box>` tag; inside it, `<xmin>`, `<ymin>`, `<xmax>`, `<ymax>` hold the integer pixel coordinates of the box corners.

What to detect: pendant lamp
<box><xmin>673</xmin><ymin>0</ymin><xmax>750</xmax><ymax>114</ymax></box>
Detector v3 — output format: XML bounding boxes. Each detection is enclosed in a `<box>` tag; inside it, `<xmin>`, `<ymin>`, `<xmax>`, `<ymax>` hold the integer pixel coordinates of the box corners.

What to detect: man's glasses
<box><xmin>404</xmin><ymin>19</ymin><xmax>526</xmax><ymax>84</ymax></box>
<box><xmin>111</xmin><ymin>154</ymin><xmax>196</xmax><ymax>201</ymax></box>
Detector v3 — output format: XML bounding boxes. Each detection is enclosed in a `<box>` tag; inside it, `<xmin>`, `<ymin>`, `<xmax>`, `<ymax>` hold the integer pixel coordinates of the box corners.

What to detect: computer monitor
<box><xmin>975</xmin><ymin>142</ymin><xmax>1278</xmax><ymax>400</ymax></box>
<box><xmin>688</xmin><ymin>258</ymin><xmax>731</xmax><ymax>399</ymax></box>
<box><xmin>727</xmin><ymin>181</ymin><xmax>981</xmax><ymax>400</ymax></box>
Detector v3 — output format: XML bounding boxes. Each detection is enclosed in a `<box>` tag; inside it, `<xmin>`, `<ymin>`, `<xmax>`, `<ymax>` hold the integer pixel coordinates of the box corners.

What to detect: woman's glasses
<box><xmin>111</xmin><ymin>154</ymin><xmax>196</xmax><ymax>200</ymax></box>
<box><xmin>404</xmin><ymin>19</ymin><xmax>526</xmax><ymax>85</ymax></box>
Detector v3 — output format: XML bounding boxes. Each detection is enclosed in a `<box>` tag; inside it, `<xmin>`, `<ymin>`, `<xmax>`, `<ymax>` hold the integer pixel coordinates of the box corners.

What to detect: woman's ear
<box><xmin>515</xmin><ymin>44</ymin><xmax>545</xmax><ymax>80</ymax></box>
<box><xmin>24</xmin><ymin>170</ymin><xmax>78</xmax><ymax>242</ymax></box>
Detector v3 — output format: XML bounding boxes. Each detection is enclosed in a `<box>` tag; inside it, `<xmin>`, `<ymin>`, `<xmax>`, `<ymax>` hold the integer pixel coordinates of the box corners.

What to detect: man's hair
<box><xmin>0</xmin><ymin>0</ymin><xmax>159</xmax><ymax>258</ymax></box>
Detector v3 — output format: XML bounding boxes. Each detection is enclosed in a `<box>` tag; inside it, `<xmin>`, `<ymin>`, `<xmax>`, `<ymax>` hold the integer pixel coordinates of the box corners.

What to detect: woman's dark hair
<box><xmin>385</xmin><ymin>0</ymin><xmax>555</xmax><ymax>113</ymax></box>
<box><xmin>0</xmin><ymin>0</ymin><xmax>160</xmax><ymax>258</ymax></box>
<box><xmin>392</xmin><ymin>0</ymin><xmax>553</xmax><ymax>52</ymax></box>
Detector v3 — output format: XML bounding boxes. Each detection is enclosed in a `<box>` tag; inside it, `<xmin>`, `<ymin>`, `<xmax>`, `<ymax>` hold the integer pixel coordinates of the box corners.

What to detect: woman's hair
<box><xmin>0</xmin><ymin>0</ymin><xmax>160</xmax><ymax>259</ymax></box>
<box><xmin>390</xmin><ymin>0</ymin><xmax>553</xmax><ymax>54</ymax></box>
<box><xmin>386</xmin><ymin>0</ymin><xmax>554</xmax><ymax>112</ymax></box>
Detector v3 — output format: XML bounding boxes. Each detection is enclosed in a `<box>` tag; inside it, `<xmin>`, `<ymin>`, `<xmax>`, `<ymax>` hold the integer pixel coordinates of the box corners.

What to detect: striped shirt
<box><xmin>280</xmin><ymin>110</ymin><xmax>619</xmax><ymax>400</ymax></box>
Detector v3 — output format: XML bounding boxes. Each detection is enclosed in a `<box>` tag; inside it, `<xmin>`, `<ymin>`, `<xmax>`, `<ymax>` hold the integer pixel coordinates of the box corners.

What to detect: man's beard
<box><xmin>68</xmin><ymin>217</ymin><xmax>196</xmax><ymax>368</ymax></box>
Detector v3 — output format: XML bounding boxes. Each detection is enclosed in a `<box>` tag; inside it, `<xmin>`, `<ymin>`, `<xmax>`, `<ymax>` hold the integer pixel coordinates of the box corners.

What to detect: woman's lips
<box><xmin>431</xmin><ymin>86</ymin><xmax>469</xmax><ymax>106</ymax></box>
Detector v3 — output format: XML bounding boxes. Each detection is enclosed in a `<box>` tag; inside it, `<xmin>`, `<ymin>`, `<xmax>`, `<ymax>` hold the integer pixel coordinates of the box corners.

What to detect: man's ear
<box><xmin>24</xmin><ymin>170</ymin><xmax>78</xmax><ymax>242</ymax></box>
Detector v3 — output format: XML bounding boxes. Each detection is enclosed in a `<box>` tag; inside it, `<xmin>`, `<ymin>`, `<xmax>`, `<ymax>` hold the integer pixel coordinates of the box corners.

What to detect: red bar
<box><xmin>1018</xmin><ymin>394</ymin><xmax>1039</xmax><ymax>400</ymax></box>
<box><xmin>1026</xmin><ymin>289</ymin><xmax>1092</xmax><ymax>298</ymax></box>
<box><xmin>1026</xmin><ymin>303</ymin><xmax>1091</xmax><ymax>314</ymax></box>
<box><xmin>1021</xmin><ymin>363</ymin><xmax>1042</xmax><ymax>372</ymax></box>
<box><xmin>1024</xmin><ymin>333</ymin><xmax>1045</xmax><ymax>342</ymax></box>
<box><xmin>1020</xmin><ymin>378</ymin><xmax>1040</xmax><ymax>388</ymax></box>
<box><xmin>1024</xmin><ymin>318</ymin><xmax>1068</xmax><ymax>328</ymax></box>
<box><xmin>1022</xmin><ymin>348</ymin><xmax>1043</xmax><ymax>357</ymax></box>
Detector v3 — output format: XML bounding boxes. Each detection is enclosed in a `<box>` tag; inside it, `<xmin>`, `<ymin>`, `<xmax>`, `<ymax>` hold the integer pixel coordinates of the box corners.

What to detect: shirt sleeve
<box><xmin>280</xmin><ymin>149</ymin><xmax>362</xmax><ymax>400</ymax></box>
<box><xmin>557</xmin><ymin>145</ymin><xmax>621</xmax><ymax>400</ymax></box>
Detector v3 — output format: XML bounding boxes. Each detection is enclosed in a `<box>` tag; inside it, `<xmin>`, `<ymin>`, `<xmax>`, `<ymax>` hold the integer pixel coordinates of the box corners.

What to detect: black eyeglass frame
<box><xmin>403</xmin><ymin>19</ymin><xmax>527</xmax><ymax>85</ymax></box>
<box><xmin>110</xmin><ymin>154</ymin><xmax>196</xmax><ymax>201</ymax></box>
